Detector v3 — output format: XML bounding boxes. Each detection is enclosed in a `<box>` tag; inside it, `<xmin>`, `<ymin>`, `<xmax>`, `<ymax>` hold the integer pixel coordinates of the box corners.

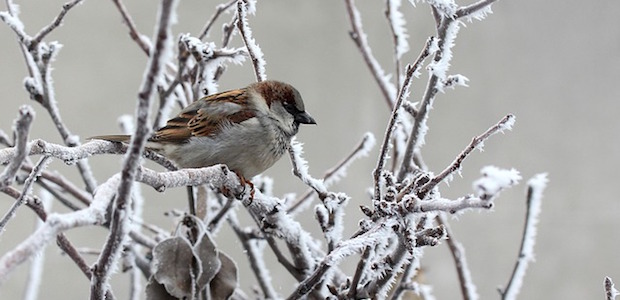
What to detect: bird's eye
<box><xmin>282</xmin><ymin>101</ymin><xmax>298</xmax><ymax>114</ymax></box>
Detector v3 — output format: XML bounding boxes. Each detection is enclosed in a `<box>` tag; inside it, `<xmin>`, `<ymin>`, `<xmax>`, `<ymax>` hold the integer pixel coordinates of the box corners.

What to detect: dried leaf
<box><xmin>145</xmin><ymin>280</ymin><xmax>177</xmax><ymax>300</ymax></box>
<box><xmin>152</xmin><ymin>237</ymin><xmax>194</xmax><ymax>298</ymax></box>
<box><xmin>210</xmin><ymin>251</ymin><xmax>238</xmax><ymax>300</ymax></box>
<box><xmin>194</xmin><ymin>231</ymin><xmax>221</xmax><ymax>291</ymax></box>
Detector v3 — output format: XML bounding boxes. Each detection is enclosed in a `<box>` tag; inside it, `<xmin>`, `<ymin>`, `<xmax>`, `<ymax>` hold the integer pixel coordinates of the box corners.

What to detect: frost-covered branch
<box><xmin>1</xmin><ymin>0</ymin><xmax>98</xmax><ymax>193</ymax></box>
<box><xmin>110</xmin><ymin>0</ymin><xmax>151</xmax><ymax>55</ymax></box>
<box><xmin>438</xmin><ymin>214</ymin><xmax>478</xmax><ymax>300</ymax></box>
<box><xmin>90</xmin><ymin>1</ymin><xmax>178</xmax><ymax>297</ymax></box>
<box><xmin>287</xmin><ymin>220</ymin><xmax>395</xmax><ymax>299</ymax></box>
<box><xmin>198</xmin><ymin>0</ymin><xmax>237</xmax><ymax>40</ymax></box>
<box><xmin>373</xmin><ymin>37</ymin><xmax>436</xmax><ymax>201</ymax></box>
<box><xmin>29</xmin><ymin>0</ymin><xmax>84</xmax><ymax>49</ymax></box>
<box><xmin>500</xmin><ymin>173</ymin><xmax>548</xmax><ymax>300</ymax></box>
<box><xmin>0</xmin><ymin>156</ymin><xmax>50</xmax><ymax>233</ymax></box>
<box><xmin>385</xmin><ymin>0</ymin><xmax>409</xmax><ymax>86</ymax></box>
<box><xmin>415</xmin><ymin>114</ymin><xmax>516</xmax><ymax>199</ymax></box>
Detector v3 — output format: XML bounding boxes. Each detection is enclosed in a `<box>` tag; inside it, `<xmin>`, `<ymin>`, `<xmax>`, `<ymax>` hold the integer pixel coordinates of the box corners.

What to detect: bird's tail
<box><xmin>88</xmin><ymin>135</ymin><xmax>131</xmax><ymax>143</ymax></box>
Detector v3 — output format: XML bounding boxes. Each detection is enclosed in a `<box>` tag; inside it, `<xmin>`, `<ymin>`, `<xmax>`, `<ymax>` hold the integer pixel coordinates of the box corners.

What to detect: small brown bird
<box><xmin>91</xmin><ymin>80</ymin><xmax>316</xmax><ymax>180</ymax></box>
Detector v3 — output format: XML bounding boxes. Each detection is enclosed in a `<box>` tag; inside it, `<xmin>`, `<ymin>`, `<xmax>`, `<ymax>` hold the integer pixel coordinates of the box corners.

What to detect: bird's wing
<box><xmin>150</xmin><ymin>89</ymin><xmax>257</xmax><ymax>143</ymax></box>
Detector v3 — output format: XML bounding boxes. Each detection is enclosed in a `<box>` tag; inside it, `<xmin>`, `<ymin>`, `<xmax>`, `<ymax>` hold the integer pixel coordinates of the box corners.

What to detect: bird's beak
<box><xmin>295</xmin><ymin>111</ymin><xmax>316</xmax><ymax>125</ymax></box>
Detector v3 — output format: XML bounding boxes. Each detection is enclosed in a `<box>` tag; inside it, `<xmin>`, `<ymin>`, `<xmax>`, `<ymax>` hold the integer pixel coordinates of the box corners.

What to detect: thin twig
<box><xmin>373</xmin><ymin>37</ymin><xmax>436</xmax><ymax>201</ymax></box>
<box><xmin>413</xmin><ymin>114</ymin><xmax>515</xmax><ymax>200</ymax></box>
<box><xmin>22</xmin><ymin>191</ymin><xmax>51</xmax><ymax>300</ymax></box>
<box><xmin>344</xmin><ymin>0</ymin><xmax>397</xmax><ymax>107</ymax></box>
<box><xmin>110</xmin><ymin>0</ymin><xmax>151</xmax><ymax>55</ymax></box>
<box><xmin>437</xmin><ymin>214</ymin><xmax>478</xmax><ymax>300</ymax></box>
<box><xmin>0</xmin><ymin>156</ymin><xmax>51</xmax><ymax>233</ymax></box>
<box><xmin>397</xmin><ymin>16</ymin><xmax>454</xmax><ymax>181</ymax></box>
<box><xmin>455</xmin><ymin>0</ymin><xmax>499</xmax><ymax>19</ymax></box>
<box><xmin>236</xmin><ymin>0</ymin><xmax>265</xmax><ymax>82</ymax></box>
<box><xmin>207</xmin><ymin>197</ymin><xmax>235</xmax><ymax>231</ymax></box>
<box><xmin>500</xmin><ymin>173</ymin><xmax>548</xmax><ymax>300</ymax></box>
<box><xmin>384</xmin><ymin>0</ymin><xmax>409</xmax><ymax>88</ymax></box>
<box><xmin>224</xmin><ymin>201</ymin><xmax>279</xmax><ymax>299</ymax></box>
<box><xmin>347</xmin><ymin>246</ymin><xmax>371</xmax><ymax>299</ymax></box>
<box><xmin>198</xmin><ymin>0</ymin><xmax>237</xmax><ymax>40</ymax></box>
<box><xmin>29</xmin><ymin>0</ymin><xmax>83</xmax><ymax>50</ymax></box>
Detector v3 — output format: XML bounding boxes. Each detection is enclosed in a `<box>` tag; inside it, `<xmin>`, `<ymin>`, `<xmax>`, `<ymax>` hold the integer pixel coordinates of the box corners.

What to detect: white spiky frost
<box><xmin>473</xmin><ymin>166</ymin><xmax>521</xmax><ymax>199</ymax></box>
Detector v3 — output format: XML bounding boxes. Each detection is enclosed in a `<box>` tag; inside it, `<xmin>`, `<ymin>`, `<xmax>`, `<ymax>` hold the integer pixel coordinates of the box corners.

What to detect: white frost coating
<box><xmin>420</xmin><ymin>0</ymin><xmax>457</xmax><ymax>18</ymax></box>
<box><xmin>428</xmin><ymin>36</ymin><xmax>440</xmax><ymax>55</ymax></box>
<box><xmin>453</xmin><ymin>241</ymin><xmax>479</xmax><ymax>300</ymax></box>
<box><xmin>0</xmin><ymin>10</ymin><xmax>25</xmax><ymax>32</ymax></box>
<box><xmin>325</xmin><ymin>220</ymin><xmax>395</xmax><ymax>266</ymax></box>
<box><xmin>418</xmin><ymin>284</ymin><xmax>436</xmax><ymax>300</ymax></box>
<box><xmin>237</xmin><ymin>1</ymin><xmax>266</xmax><ymax>81</ymax></box>
<box><xmin>503</xmin><ymin>173</ymin><xmax>548</xmax><ymax>300</ymax></box>
<box><xmin>289</xmin><ymin>138</ymin><xmax>327</xmax><ymax>194</ymax></box>
<box><xmin>413</xmin><ymin>102</ymin><xmax>432</xmax><ymax>150</ymax></box>
<box><xmin>387</xmin><ymin>0</ymin><xmax>410</xmax><ymax>59</ymax></box>
<box><xmin>428</xmin><ymin>21</ymin><xmax>461</xmax><ymax>85</ymax></box>
<box><xmin>499</xmin><ymin>114</ymin><xmax>516</xmax><ymax>132</ymax></box>
<box><xmin>473</xmin><ymin>166</ymin><xmax>521</xmax><ymax>200</ymax></box>
<box><xmin>444</xmin><ymin>74</ymin><xmax>469</xmax><ymax>90</ymax></box>
<box><xmin>465</xmin><ymin>5</ymin><xmax>493</xmax><ymax>22</ymax></box>
<box><xmin>522</xmin><ymin>173</ymin><xmax>547</xmax><ymax>258</ymax></box>
<box><xmin>245</xmin><ymin>0</ymin><xmax>257</xmax><ymax>14</ymax></box>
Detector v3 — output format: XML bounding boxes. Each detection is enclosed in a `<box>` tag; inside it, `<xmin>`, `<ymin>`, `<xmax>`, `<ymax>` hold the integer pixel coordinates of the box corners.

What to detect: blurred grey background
<box><xmin>1</xmin><ymin>0</ymin><xmax>619</xmax><ymax>299</ymax></box>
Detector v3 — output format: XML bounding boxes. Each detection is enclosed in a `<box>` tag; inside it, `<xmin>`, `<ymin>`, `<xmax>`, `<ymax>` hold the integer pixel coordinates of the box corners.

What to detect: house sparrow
<box><xmin>91</xmin><ymin>80</ymin><xmax>316</xmax><ymax>180</ymax></box>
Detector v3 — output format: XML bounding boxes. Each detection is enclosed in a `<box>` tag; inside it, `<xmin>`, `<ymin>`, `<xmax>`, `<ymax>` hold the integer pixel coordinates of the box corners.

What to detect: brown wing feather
<box><xmin>150</xmin><ymin>88</ymin><xmax>256</xmax><ymax>143</ymax></box>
